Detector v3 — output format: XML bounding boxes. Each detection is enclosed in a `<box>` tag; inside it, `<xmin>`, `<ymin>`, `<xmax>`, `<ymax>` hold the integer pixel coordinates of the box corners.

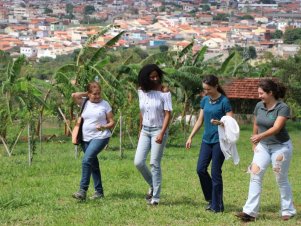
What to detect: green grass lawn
<box><xmin>0</xmin><ymin>123</ymin><xmax>301</xmax><ymax>225</ymax></box>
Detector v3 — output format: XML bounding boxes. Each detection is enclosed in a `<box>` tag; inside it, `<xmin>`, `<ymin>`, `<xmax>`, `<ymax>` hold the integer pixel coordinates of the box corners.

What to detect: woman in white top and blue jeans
<box><xmin>71</xmin><ymin>82</ymin><xmax>114</xmax><ymax>201</ymax></box>
<box><xmin>134</xmin><ymin>64</ymin><xmax>172</xmax><ymax>206</ymax></box>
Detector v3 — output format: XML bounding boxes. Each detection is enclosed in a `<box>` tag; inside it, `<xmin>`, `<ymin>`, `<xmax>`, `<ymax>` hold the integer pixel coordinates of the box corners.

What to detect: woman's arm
<box><xmin>185</xmin><ymin>109</ymin><xmax>204</xmax><ymax>149</ymax></box>
<box><xmin>155</xmin><ymin>110</ymin><xmax>171</xmax><ymax>144</ymax></box>
<box><xmin>71</xmin><ymin>92</ymin><xmax>88</xmax><ymax>106</ymax></box>
<box><xmin>211</xmin><ymin>111</ymin><xmax>233</xmax><ymax>126</ymax></box>
<box><xmin>139</xmin><ymin>112</ymin><xmax>143</xmax><ymax>132</ymax></box>
<box><xmin>250</xmin><ymin>116</ymin><xmax>287</xmax><ymax>144</ymax></box>
<box><xmin>96</xmin><ymin>112</ymin><xmax>115</xmax><ymax>131</ymax></box>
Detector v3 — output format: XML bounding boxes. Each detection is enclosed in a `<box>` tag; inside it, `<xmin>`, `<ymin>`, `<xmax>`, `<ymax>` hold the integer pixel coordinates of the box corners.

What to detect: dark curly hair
<box><xmin>138</xmin><ymin>64</ymin><xmax>165</xmax><ymax>91</ymax></box>
<box><xmin>258</xmin><ymin>79</ymin><xmax>286</xmax><ymax>99</ymax></box>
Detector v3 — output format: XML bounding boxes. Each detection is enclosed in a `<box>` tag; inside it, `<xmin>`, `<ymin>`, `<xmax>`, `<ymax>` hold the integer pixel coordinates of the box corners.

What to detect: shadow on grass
<box><xmin>109</xmin><ymin>190</ymin><xmax>145</xmax><ymax>199</ymax></box>
<box><xmin>161</xmin><ymin>196</ymin><xmax>201</xmax><ymax>206</ymax></box>
<box><xmin>229</xmin><ymin>203</ymin><xmax>301</xmax><ymax>221</ymax></box>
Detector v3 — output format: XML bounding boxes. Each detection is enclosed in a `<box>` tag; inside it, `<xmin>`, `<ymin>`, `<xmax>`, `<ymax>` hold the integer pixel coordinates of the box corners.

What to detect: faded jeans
<box><xmin>80</xmin><ymin>138</ymin><xmax>110</xmax><ymax>194</ymax></box>
<box><xmin>243</xmin><ymin>140</ymin><xmax>296</xmax><ymax>217</ymax></box>
<box><xmin>134</xmin><ymin>126</ymin><xmax>168</xmax><ymax>202</ymax></box>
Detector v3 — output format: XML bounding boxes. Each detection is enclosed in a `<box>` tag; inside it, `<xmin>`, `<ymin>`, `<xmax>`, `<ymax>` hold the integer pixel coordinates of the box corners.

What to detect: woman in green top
<box><xmin>236</xmin><ymin>79</ymin><xmax>296</xmax><ymax>222</ymax></box>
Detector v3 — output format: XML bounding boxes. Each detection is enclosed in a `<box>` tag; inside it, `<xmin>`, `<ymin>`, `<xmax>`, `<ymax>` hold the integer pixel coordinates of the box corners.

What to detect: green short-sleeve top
<box><xmin>254</xmin><ymin>101</ymin><xmax>290</xmax><ymax>144</ymax></box>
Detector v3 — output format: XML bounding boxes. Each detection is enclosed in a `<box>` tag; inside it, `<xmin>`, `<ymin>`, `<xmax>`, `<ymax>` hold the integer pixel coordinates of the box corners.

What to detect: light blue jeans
<box><xmin>243</xmin><ymin>140</ymin><xmax>296</xmax><ymax>217</ymax></box>
<box><xmin>134</xmin><ymin>126</ymin><xmax>168</xmax><ymax>202</ymax></box>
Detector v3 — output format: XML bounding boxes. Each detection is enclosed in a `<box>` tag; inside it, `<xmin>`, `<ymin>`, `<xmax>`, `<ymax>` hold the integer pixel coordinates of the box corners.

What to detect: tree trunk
<box><xmin>28</xmin><ymin>123</ymin><xmax>32</xmax><ymax>166</ymax></box>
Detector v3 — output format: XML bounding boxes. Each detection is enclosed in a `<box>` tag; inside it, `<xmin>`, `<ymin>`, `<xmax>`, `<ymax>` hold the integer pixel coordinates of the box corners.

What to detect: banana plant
<box><xmin>54</xmin><ymin>25</ymin><xmax>125</xmax><ymax>133</ymax></box>
<box><xmin>0</xmin><ymin>54</ymin><xmax>46</xmax><ymax>164</ymax></box>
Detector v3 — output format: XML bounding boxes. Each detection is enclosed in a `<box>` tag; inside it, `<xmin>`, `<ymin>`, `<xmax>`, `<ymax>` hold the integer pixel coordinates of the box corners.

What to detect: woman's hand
<box><xmin>96</xmin><ymin>124</ymin><xmax>106</xmax><ymax>131</ymax></box>
<box><xmin>185</xmin><ymin>137</ymin><xmax>192</xmax><ymax>149</ymax></box>
<box><xmin>211</xmin><ymin>119</ymin><xmax>224</xmax><ymax>126</ymax></box>
<box><xmin>250</xmin><ymin>134</ymin><xmax>262</xmax><ymax>144</ymax></box>
<box><xmin>155</xmin><ymin>133</ymin><xmax>164</xmax><ymax>144</ymax></box>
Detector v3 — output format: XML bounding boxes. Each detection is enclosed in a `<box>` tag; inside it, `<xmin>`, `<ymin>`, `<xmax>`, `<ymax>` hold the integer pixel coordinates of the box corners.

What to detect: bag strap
<box><xmin>79</xmin><ymin>98</ymin><xmax>89</xmax><ymax>115</ymax></box>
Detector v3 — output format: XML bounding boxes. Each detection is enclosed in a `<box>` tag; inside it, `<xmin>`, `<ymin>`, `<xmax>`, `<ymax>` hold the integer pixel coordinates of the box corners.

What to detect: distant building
<box><xmin>149</xmin><ymin>40</ymin><xmax>167</xmax><ymax>47</ymax></box>
<box><xmin>20</xmin><ymin>46</ymin><xmax>37</xmax><ymax>58</ymax></box>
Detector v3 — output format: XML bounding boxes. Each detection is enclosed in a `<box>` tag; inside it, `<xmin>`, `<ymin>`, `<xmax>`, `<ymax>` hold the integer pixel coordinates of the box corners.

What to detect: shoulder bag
<box><xmin>72</xmin><ymin>98</ymin><xmax>88</xmax><ymax>145</ymax></box>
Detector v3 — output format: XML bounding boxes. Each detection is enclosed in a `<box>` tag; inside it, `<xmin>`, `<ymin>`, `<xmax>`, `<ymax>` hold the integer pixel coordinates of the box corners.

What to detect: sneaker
<box><xmin>89</xmin><ymin>192</ymin><xmax>104</xmax><ymax>200</ymax></box>
<box><xmin>205</xmin><ymin>201</ymin><xmax>212</xmax><ymax>211</ymax></box>
<box><xmin>145</xmin><ymin>187</ymin><xmax>153</xmax><ymax>200</ymax></box>
<box><xmin>282</xmin><ymin>215</ymin><xmax>294</xmax><ymax>221</ymax></box>
<box><xmin>72</xmin><ymin>190</ymin><xmax>86</xmax><ymax>201</ymax></box>
<box><xmin>235</xmin><ymin>212</ymin><xmax>255</xmax><ymax>222</ymax></box>
<box><xmin>147</xmin><ymin>199</ymin><xmax>159</xmax><ymax>206</ymax></box>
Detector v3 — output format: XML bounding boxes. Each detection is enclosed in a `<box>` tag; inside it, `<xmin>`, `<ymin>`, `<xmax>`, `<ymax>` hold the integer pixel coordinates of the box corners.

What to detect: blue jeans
<box><xmin>134</xmin><ymin>126</ymin><xmax>168</xmax><ymax>202</ymax></box>
<box><xmin>79</xmin><ymin>137</ymin><xmax>110</xmax><ymax>194</ymax></box>
<box><xmin>243</xmin><ymin>140</ymin><xmax>296</xmax><ymax>217</ymax></box>
<box><xmin>197</xmin><ymin>141</ymin><xmax>225</xmax><ymax>212</ymax></box>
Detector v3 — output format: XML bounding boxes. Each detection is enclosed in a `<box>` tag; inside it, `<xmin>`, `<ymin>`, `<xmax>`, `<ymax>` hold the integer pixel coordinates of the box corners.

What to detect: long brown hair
<box><xmin>202</xmin><ymin>75</ymin><xmax>226</xmax><ymax>96</ymax></box>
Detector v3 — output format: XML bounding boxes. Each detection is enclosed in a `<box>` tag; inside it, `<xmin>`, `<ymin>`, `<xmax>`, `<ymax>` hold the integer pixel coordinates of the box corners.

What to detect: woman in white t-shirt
<box><xmin>71</xmin><ymin>82</ymin><xmax>114</xmax><ymax>201</ymax></box>
<box><xmin>134</xmin><ymin>64</ymin><xmax>172</xmax><ymax>205</ymax></box>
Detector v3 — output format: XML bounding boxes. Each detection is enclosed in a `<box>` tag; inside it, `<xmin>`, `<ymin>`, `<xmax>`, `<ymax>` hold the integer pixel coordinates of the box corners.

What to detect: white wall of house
<box><xmin>20</xmin><ymin>46</ymin><xmax>37</xmax><ymax>57</ymax></box>
<box><xmin>37</xmin><ymin>48</ymin><xmax>56</xmax><ymax>59</ymax></box>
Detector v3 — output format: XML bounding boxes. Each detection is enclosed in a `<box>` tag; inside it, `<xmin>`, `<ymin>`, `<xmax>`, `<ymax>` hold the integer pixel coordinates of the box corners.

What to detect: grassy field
<box><xmin>0</xmin><ymin>123</ymin><xmax>301</xmax><ymax>226</ymax></box>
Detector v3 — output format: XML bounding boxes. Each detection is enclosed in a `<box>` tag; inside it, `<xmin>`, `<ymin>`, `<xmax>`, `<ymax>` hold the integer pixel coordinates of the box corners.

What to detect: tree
<box><xmin>213</xmin><ymin>13</ymin><xmax>229</xmax><ymax>21</ymax></box>
<box><xmin>260</xmin><ymin>0</ymin><xmax>276</xmax><ymax>3</ymax></box>
<box><xmin>201</xmin><ymin>4</ymin><xmax>210</xmax><ymax>11</ymax></box>
<box><xmin>44</xmin><ymin>8</ymin><xmax>53</xmax><ymax>15</ymax></box>
<box><xmin>84</xmin><ymin>5</ymin><xmax>96</xmax><ymax>15</ymax></box>
<box><xmin>0</xmin><ymin>55</ymin><xmax>47</xmax><ymax>164</ymax></box>
<box><xmin>229</xmin><ymin>45</ymin><xmax>257</xmax><ymax>59</ymax></box>
<box><xmin>54</xmin><ymin>25</ymin><xmax>125</xmax><ymax>135</ymax></box>
<box><xmin>271</xmin><ymin>52</ymin><xmax>301</xmax><ymax>118</ymax></box>
<box><xmin>66</xmin><ymin>3</ymin><xmax>74</xmax><ymax>14</ymax></box>
<box><xmin>271</xmin><ymin>30</ymin><xmax>283</xmax><ymax>39</ymax></box>
<box><xmin>248</xmin><ymin>46</ymin><xmax>257</xmax><ymax>59</ymax></box>
<box><xmin>239</xmin><ymin>14</ymin><xmax>254</xmax><ymax>20</ymax></box>
<box><xmin>159</xmin><ymin>45</ymin><xmax>169</xmax><ymax>52</ymax></box>
<box><xmin>283</xmin><ymin>28</ymin><xmax>301</xmax><ymax>44</ymax></box>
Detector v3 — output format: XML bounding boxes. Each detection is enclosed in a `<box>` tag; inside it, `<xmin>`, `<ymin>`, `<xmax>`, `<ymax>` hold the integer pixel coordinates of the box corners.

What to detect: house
<box><xmin>223</xmin><ymin>78</ymin><xmax>261</xmax><ymax>114</ymax></box>
<box><xmin>149</xmin><ymin>40</ymin><xmax>167</xmax><ymax>47</ymax></box>
<box><xmin>273</xmin><ymin>44</ymin><xmax>300</xmax><ymax>58</ymax></box>
<box><xmin>254</xmin><ymin>17</ymin><xmax>268</xmax><ymax>24</ymax></box>
<box><xmin>37</xmin><ymin>45</ymin><xmax>56</xmax><ymax>59</ymax></box>
<box><xmin>50</xmin><ymin>22</ymin><xmax>65</xmax><ymax>32</ymax></box>
<box><xmin>203</xmin><ymin>38</ymin><xmax>224</xmax><ymax>50</ymax></box>
<box><xmin>196</xmin><ymin>13</ymin><xmax>213</xmax><ymax>24</ymax></box>
<box><xmin>20</xmin><ymin>46</ymin><xmax>37</xmax><ymax>58</ymax></box>
<box><xmin>36</xmin><ymin>30</ymin><xmax>49</xmax><ymax>38</ymax></box>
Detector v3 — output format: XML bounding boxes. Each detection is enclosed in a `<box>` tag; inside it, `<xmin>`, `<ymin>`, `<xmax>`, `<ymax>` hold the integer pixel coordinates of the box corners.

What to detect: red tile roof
<box><xmin>223</xmin><ymin>78</ymin><xmax>261</xmax><ymax>99</ymax></box>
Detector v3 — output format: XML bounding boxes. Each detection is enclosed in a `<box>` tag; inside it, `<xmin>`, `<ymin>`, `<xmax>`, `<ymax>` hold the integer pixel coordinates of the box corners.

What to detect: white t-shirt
<box><xmin>138</xmin><ymin>90</ymin><xmax>172</xmax><ymax>127</ymax></box>
<box><xmin>81</xmin><ymin>100</ymin><xmax>112</xmax><ymax>141</ymax></box>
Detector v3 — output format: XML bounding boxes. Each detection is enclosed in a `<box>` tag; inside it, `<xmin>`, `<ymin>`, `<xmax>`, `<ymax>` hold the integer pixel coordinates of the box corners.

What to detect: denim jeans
<box><xmin>243</xmin><ymin>140</ymin><xmax>296</xmax><ymax>217</ymax></box>
<box><xmin>79</xmin><ymin>137</ymin><xmax>110</xmax><ymax>194</ymax></box>
<box><xmin>134</xmin><ymin>126</ymin><xmax>168</xmax><ymax>202</ymax></box>
<box><xmin>197</xmin><ymin>141</ymin><xmax>225</xmax><ymax>212</ymax></box>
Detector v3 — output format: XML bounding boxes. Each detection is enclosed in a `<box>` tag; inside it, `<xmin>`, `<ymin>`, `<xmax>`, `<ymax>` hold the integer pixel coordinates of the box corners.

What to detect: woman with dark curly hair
<box><xmin>134</xmin><ymin>64</ymin><xmax>172</xmax><ymax>206</ymax></box>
